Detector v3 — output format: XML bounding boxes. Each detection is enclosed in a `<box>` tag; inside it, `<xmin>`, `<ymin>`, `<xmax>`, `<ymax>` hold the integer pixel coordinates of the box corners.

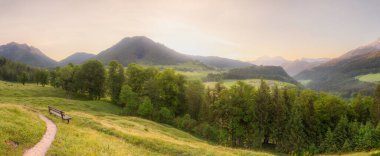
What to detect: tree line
<box><xmin>203</xmin><ymin>65</ymin><xmax>299</xmax><ymax>85</ymax></box>
<box><xmin>0</xmin><ymin>57</ymin><xmax>49</xmax><ymax>86</ymax></box>
<box><xmin>2</xmin><ymin>58</ymin><xmax>380</xmax><ymax>154</ymax></box>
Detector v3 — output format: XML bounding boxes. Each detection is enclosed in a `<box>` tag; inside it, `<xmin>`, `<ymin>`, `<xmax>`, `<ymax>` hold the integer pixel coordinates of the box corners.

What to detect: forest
<box><xmin>1</xmin><ymin>58</ymin><xmax>380</xmax><ymax>154</ymax></box>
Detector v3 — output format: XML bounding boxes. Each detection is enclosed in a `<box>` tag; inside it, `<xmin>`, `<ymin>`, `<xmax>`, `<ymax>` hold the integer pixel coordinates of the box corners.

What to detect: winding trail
<box><xmin>24</xmin><ymin>114</ymin><xmax>57</xmax><ymax>156</ymax></box>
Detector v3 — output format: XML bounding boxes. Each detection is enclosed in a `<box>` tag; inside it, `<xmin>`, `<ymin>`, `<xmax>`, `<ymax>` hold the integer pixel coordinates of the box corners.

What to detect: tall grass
<box><xmin>0</xmin><ymin>105</ymin><xmax>45</xmax><ymax>155</ymax></box>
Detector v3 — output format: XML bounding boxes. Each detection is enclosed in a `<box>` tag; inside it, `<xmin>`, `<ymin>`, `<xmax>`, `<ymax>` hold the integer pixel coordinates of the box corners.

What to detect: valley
<box><xmin>2</xmin><ymin>1</ymin><xmax>380</xmax><ymax>155</ymax></box>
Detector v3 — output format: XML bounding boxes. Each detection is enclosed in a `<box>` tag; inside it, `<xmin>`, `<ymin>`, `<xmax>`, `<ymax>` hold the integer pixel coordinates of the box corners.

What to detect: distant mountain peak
<box><xmin>323</xmin><ymin>37</ymin><xmax>380</xmax><ymax>66</ymax></box>
<box><xmin>119</xmin><ymin>36</ymin><xmax>154</xmax><ymax>44</ymax></box>
<box><xmin>58</xmin><ymin>52</ymin><xmax>95</xmax><ymax>66</ymax></box>
<box><xmin>0</xmin><ymin>42</ymin><xmax>57</xmax><ymax>67</ymax></box>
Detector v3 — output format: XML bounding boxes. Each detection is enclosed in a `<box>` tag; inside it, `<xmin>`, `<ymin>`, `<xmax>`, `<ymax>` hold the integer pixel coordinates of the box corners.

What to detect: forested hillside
<box><xmin>205</xmin><ymin>65</ymin><xmax>299</xmax><ymax>85</ymax></box>
<box><xmin>295</xmin><ymin>39</ymin><xmax>380</xmax><ymax>96</ymax></box>
<box><xmin>296</xmin><ymin>50</ymin><xmax>380</xmax><ymax>96</ymax></box>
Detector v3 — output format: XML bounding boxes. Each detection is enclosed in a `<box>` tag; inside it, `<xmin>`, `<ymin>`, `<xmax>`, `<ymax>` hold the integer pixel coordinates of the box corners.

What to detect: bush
<box><xmin>120</xmin><ymin>85</ymin><xmax>139</xmax><ymax>115</ymax></box>
<box><xmin>174</xmin><ymin>114</ymin><xmax>196</xmax><ymax>131</ymax></box>
<box><xmin>137</xmin><ymin>97</ymin><xmax>154</xmax><ymax>119</ymax></box>
<box><xmin>159</xmin><ymin>107</ymin><xmax>174</xmax><ymax>123</ymax></box>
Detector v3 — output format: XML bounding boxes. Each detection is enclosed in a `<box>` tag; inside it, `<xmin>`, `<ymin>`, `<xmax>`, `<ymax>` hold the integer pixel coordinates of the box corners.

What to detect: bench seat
<box><xmin>48</xmin><ymin>106</ymin><xmax>72</xmax><ymax>123</ymax></box>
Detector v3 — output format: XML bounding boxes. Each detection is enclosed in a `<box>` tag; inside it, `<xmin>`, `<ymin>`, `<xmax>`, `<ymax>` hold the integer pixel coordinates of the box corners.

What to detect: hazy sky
<box><xmin>1</xmin><ymin>0</ymin><xmax>380</xmax><ymax>61</ymax></box>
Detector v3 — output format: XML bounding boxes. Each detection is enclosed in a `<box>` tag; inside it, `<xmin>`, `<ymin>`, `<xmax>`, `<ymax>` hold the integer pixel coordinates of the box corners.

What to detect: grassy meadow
<box><xmin>0</xmin><ymin>81</ymin><xmax>278</xmax><ymax>156</ymax></box>
<box><xmin>0</xmin><ymin>105</ymin><xmax>45</xmax><ymax>155</ymax></box>
<box><xmin>356</xmin><ymin>73</ymin><xmax>380</xmax><ymax>83</ymax></box>
<box><xmin>204</xmin><ymin>79</ymin><xmax>296</xmax><ymax>89</ymax></box>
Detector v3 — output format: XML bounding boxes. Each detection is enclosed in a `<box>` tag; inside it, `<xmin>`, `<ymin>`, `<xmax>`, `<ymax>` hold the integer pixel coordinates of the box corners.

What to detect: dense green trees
<box><xmin>112</xmin><ymin>63</ymin><xmax>380</xmax><ymax>154</ymax></box>
<box><xmin>107</xmin><ymin>61</ymin><xmax>125</xmax><ymax>105</ymax></box>
<box><xmin>49</xmin><ymin>60</ymin><xmax>106</xmax><ymax>99</ymax></box>
<box><xmin>2</xmin><ymin>58</ymin><xmax>380</xmax><ymax>154</ymax></box>
<box><xmin>119</xmin><ymin>84</ymin><xmax>139</xmax><ymax>114</ymax></box>
<box><xmin>371</xmin><ymin>85</ymin><xmax>380</xmax><ymax>125</ymax></box>
<box><xmin>75</xmin><ymin>60</ymin><xmax>106</xmax><ymax>99</ymax></box>
<box><xmin>0</xmin><ymin>57</ymin><xmax>48</xmax><ymax>85</ymax></box>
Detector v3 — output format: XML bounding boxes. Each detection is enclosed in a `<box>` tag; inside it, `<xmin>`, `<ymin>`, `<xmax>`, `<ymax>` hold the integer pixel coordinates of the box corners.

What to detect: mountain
<box><xmin>0</xmin><ymin>42</ymin><xmax>57</xmax><ymax>67</ymax></box>
<box><xmin>282</xmin><ymin>58</ymin><xmax>330</xmax><ymax>76</ymax></box>
<box><xmin>96</xmin><ymin>36</ymin><xmax>193</xmax><ymax>66</ymax></box>
<box><xmin>58</xmin><ymin>52</ymin><xmax>95</xmax><ymax>66</ymax></box>
<box><xmin>251</xmin><ymin>56</ymin><xmax>289</xmax><ymax>66</ymax></box>
<box><xmin>96</xmin><ymin>36</ymin><xmax>253</xmax><ymax>69</ymax></box>
<box><xmin>295</xmin><ymin>38</ymin><xmax>380</xmax><ymax>96</ymax></box>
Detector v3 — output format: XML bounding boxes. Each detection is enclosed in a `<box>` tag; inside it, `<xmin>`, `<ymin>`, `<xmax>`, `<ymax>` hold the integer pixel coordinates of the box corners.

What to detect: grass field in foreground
<box><xmin>356</xmin><ymin>73</ymin><xmax>380</xmax><ymax>83</ymax></box>
<box><xmin>204</xmin><ymin>79</ymin><xmax>296</xmax><ymax>88</ymax></box>
<box><xmin>0</xmin><ymin>105</ymin><xmax>45</xmax><ymax>155</ymax></box>
<box><xmin>0</xmin><ymin>81</ymin><xmax>277</xmax><ymax>156</ymax></box>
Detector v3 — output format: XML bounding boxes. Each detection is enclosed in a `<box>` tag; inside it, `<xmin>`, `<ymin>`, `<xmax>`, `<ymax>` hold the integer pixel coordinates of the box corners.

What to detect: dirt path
<box><xmin>24</xmin><ymin>114</ymin><xmax>57</xmax><ymax>156</ymax></box>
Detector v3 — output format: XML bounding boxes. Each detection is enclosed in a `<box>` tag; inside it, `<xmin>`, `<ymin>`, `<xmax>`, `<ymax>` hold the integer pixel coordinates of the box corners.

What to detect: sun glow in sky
<box><xmin>1</xmin><ymin>0</ymin><xmax>380</xmax><ymax>61</ymax></box>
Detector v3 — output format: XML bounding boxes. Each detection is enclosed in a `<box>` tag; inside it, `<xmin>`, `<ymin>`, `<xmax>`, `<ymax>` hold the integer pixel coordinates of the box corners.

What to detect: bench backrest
<box><xmin>48</xmin><ymin>106</ymin><xmax>65</xmax><ymax>116</ymax></box>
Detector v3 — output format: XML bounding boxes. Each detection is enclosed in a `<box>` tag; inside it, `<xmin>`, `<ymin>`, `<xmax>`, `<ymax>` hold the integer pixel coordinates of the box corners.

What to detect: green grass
<box><xmin>204</xmin><ymin>79</ymin><xmax>296</xmax><ymax>88</ymax></box>
<box><xmin>0</xmin><ymin>81</ymin><xmax>276</xmax><ymax>156</ymax></box>
<box><xmin>356</xmin><ymin>73</ymin><xmax>380</xmax><ymax>83</ymax></box>
<box><xmin>0</xmin><ymin>105</ymin><xmax>45</xmax><ymax>155</ymax></box>
<box><xmin>177</xmin><ymin>71</ymin><xmax>216</xmax><ymax>80</ymax></box>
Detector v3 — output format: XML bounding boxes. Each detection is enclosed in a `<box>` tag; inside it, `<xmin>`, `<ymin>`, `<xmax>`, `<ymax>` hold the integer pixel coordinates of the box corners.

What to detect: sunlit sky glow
<box><xmin>1</xmin><ymin>0</ymin><xmax>380</xmax><ymax>61</ymax></box>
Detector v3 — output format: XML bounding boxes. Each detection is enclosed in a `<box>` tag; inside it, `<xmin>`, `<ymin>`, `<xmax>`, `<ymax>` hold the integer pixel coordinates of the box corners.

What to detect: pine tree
<box><xmin>281</xmin><ymin>105</ymin><xmax>306</xmax><ymax>152</ymax></box>
<box><xmin>272</xmin><ymin>85</ymin><xmax>287</xmax><ymax>146</ymax></box>
<box><xmin>254</xmin><ymin>80</ymin><xmax>273</xmax><ymax>145</ymax></box>
<box><xmin>371</xmin><ymin>85</ymin><xmax>380</xmax><ymax>125</ymax></box>
<box><xmin>341</xmin><ymin>139</ymin><xmax>352</xmax><ymax>152</ymax></box>
<box><xmin>20</xmin><ymin>72</ymin><xmax>28</xmax><ymax>85</ymax></box>
<box><xmin>333</xmin><ymin>116</ymin><xmax>350</xmax><ymax>148</ymax></box>
<box><xmin>320</xmin><ymin>128</ymin><xmax>336</xmax><ymax>153</ymax></box>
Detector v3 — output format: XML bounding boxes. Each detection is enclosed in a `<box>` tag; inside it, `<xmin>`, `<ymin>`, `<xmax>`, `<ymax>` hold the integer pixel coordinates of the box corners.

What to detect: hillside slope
<box><xmin>282</xmin><ymin>58</ymin><xmax>329</xmax><ymax>76</ymax></box>
<box><xmin>0</xmin><ymin>81</ymin><xmax>276</xmax><ymax>156</ymax></box>
<box><xmin>295</xmin><ymin>39</ymin><xmax>380</xmax><ymax>96</ymax></box>
<box><xmin>223</xmin><ymin>66</ymin><xmax>299</xmax><ymax>85</ymax></box>
<box><xmin>0</xmin><ymin>42</ymin><xmax>57</xmax><ymax>67</ymax></box>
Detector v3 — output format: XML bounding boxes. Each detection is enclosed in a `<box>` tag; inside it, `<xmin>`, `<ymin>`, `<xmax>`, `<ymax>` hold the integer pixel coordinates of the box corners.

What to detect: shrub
<box><xmin>137</xmin><ymin>97</ymin><xmax>154</xmax><ymax>118</ymax></box>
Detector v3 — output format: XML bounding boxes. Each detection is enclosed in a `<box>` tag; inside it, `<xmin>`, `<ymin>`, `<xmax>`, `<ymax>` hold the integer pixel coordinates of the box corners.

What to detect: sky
<box><xmin>1</xmin><ymin>0</ymin><xmax>380</xmax><ymax>61</ymax></box>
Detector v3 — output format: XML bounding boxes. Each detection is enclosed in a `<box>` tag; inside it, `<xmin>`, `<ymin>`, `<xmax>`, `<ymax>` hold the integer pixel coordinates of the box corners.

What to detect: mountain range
<box><xmin>0</xmin><ymin>36</ymin><xmax>253</xmax><ymax>69</ymax></box>
<box><xmin>295</xmin><ymin>38</ymin><xmax>380</xmax><ymax>96</ymax></box>
<box><xmin>251</xmin><ymin>56</ymin><xmax>330</xmax><ymax>76</ymax></box>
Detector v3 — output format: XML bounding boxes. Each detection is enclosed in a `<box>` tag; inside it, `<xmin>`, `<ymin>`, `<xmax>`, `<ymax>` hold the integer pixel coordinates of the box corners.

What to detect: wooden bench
<box><xmin>48</xmin><ymin>106</ymin><xmax>72</xmax><ymax>123</ymax></box>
